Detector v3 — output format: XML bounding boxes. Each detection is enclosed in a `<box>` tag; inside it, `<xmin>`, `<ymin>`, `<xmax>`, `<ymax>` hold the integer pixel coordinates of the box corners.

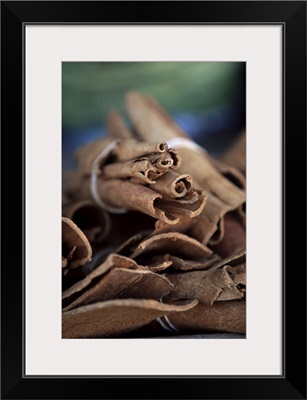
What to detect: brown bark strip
<box><xmin>75</xmin><ymin>136</ymin><xmax>114</xmax><ymax>176</ymax></box>
<box><xmin>125</xmin><ymin>91</ymin><xmax>190</xmax><ymax>142</ymax></box>
<box><xmin>210</xmin><ymin>213</ymin><xmax>246</xmax><ymax>258</ymax></box>
<box><xmin>62</xmin><ymin>217</ymin><xmax>92</xmax><ymax>269</ymax></box>
<box><xmin>102</xmin><ymin>158</ymin><xmax>158</xmax><ymax>183</ymax></box>
<box><xmin>115</xmin><ymin>231</ymin><xmax>151</xmax><ymax>256</ymax></box>
<box><xmin>166</xmin><ymin>300</ymin><xmax>246</xmax><ymax>334</ymax></box>
<box><xmin>62</xmin><ymin>253</ymin><xmax>141</xmax><ymax>304</ymax></box>
<box><xmin>107</xmin><ymin>110</ymin><xmax>133</xmax><ymax>140</ymax></box>
<box><xmin>62</xmin><ymin>298</ymin><xmax>198</xmax><ymax>338</ymax></box>
<box><xmin>163</xmin><ymin>266</ymin><xmax>244</xmax><ymax>305</ymax></box>
<box><xmin>187</xmin><ymin>213</ymin><xmax>219</xmax><ymax>245</ymax></box>
<box><xmin>147</xmin><ymin>149</ymin><xmax>181</xmax><ymax>171</ymax></box>
<box><xmin>206</xmin><ymin>247</ymin><xmax>246</xmax><ymax>271</ymax></box>
<box><xmin>210</xmin><ymin>156</ymin><xmax>246</xmax><ymax>190</ymax></box>
<box><xmin>125</xmin><ymin>92</ymin><xmax>246</xmax><ymax>244</ymax></box>
<box><xmin>112</xmin><ymin>139</ymin><xmax>168</xmax><ymax>162</ymax></box>
<box><xmin>154</xmin><ymin>190</ymin><xmax>207</xmax><ymax>219</ymax></box>
<box><xmin>63</xmin><ymin>268</ymin><xmax>173</xmax><ymax>312</ymax></box>
<box><xmin>150</xmin><ymin>169</ymin><xmax>192</xmax><ymax>198</ymax></box>
<box><xmin>232</xmin><ymin>264</ymin><xmax>246</xmax><ymax>286</ymax></box>
<box><xmin>64</xmin><ymin>176</ymin><xmax>206</xmax><ymax>225</ymax></box>
<box><xmin>62</xmin><ymin>199</ymin><xmax>111</xmax><ymax>244</ymax></box>
<box><xmin>221</xmin><ymin>130</ymin><xmax>246</xmax><ymax>175</ymax></box>
<box><xmin>130</xmin><ymin>232</ymin><xmax>212</xmax><ymax>261</ymax></box>
<box><xmin>147</xmin><ymin>253</ymin><xmax>222</xmax><ymax>272</ymax></box>
<box><xmin>153</xmin><ymin>216</ymin><xmax>198</xmax><ymax>236</ymax></box>
<box><xmin>95</xmin><ymin>179</ymin><xmax>178</xmax><ymax>223</ymax></box>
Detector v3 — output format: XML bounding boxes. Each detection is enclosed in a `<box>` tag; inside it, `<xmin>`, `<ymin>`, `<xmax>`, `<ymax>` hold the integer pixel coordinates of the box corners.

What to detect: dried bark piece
<box><xmin>130</xmin><ymin>232</ymin><xmax>212</xmax><ymax>261</ymax></box>
<box><xmin>230</xmin><ymin>264</ymin><xmax>246</xmax><ymax>287</ymax></box>
<box><xmin>147</xmin><ymin>148</ymin><xmax>181</xmax><ymax>171</ymax></box>
<box><xmin>65</xmin><ymin>172</ymin><xmax>206</xmax><ymax>224</ymax></box>
<box><xmin>147</xmin><ymin>256</ymin><xmax>173</xmax><ymax>272</ymax></box>
<box><xmin>62</xmin><ymin>199</ymin><xmax>111</xmax><ymax>244</ymax></box>
<box><xmin>103</xmin><ymin>157</ymin><xmax>159</xmax><ymax>183</ymax></box>
<box><xmin>115</xmin><ymin>231</ymin><xmax>151</xmax><ymax>256</ymax></box>
<box><xmin>207</xmin><ymin>247</ymin><xmax>246</xmax><ymax>271</ymax></box>
<box><xmin>63</xmin><ymin>268</ymin><xmax>173</xmax><ymax>312</ymax></box>
<box><xmin>210</xmin><ymin>213</ymin><xmax>246</xmax><ymax>258</ymax></box>
<box><xmin>167</xmin><ymin>253</ymin><xmax>222</xmax><ymax>271</ymax></box>
<box><xmin>161</xmin><ymin>300</ymin><xmax>246</xmax><ymax>334</ymax></box>
<box><xmin>106</xmin><ymin>111</ymin><xmax>182</xmax><ymax>173</ymax></box>
<box><xmin>154</xmin><ymin>216</ymin><xmax>198</xmax><ymax>235</ymax></box>
<box><xmin>115</xmin><ymin>151</ymin><xmax>182</xmax><ymax>185</ymax></box>
<box><xmin>62</xmin><ymin>246</ymin><xmax>76</xmax><ymax>270</ymax></box>
<box><xmin>167</xmin><ymin>149</ymin><xmax>181</xmax><ymax>170</ymax></box>
<box><xmin>125</xmin><ymin>92</ymin><xmax>246</xmax><ymax>244</ymax></box>
<box><xmin>191</xmin><ymin>192</ymin><xmax>245</xmax><ymax>246</ymax></box>
<box><xmin>210</xmin><ymin>156</ymin><xmax>246</xmax><ymax>191</ymax></box>
<box><xmin>62</xmin><ymin>217</ymin><xmax>92</xmax><ymax>269</ymax></box>
<box><xmin>147</xmin><ymin>253</ymin><xmax>222</xmax><ymax>272</ymax></box>
<box><xmin>94</xmin><ymin>179</ymin><xmax>176</xmax><ymax>223</ymax></box>
<box><xmin>163</xmin><ymin>266</ymin><xmax>244</xmax><ymax>305</ymax></box>
<box><xmin>112</xmin><ymin>139</ymin><xmax>168</xmax><ymax>162</ymax></box>
<box><xmin>150</xmin><ymin>169</ymin><xmax>192</xmax><ymax>198</ymax></box>
<box><xmin>62</xmin><ymin>256</ymin><xmax>68</xmax><ymax>268</ymax></box>
<box><xmin>63</xmin><ymin>268</ymin><xmax>141</xmax><ymax>311</ymax></box>
<box><xmin>208</xmin><ymin>156</ymin><xmax>246</xmax><ymax>224</ymax></box>
<box><xmin>187</xmin><ymin>213</ymin><xmax>219</xmax><ymax>245</ymax></box>
<box><xmin>221</xmin><ymin>130</ymin><xmax>246</xmax><ymax>175</ymax></box>
<box><xmin>65</xmin><ymin>176</ymin><xmax>173</xmax><ymax>222</ymax></box>
<box><xmin>175</xmin><ymin>148</ymin><xmax>246</xmax><ymax>210</ymax></box>
<box><xmin>154</xmin><ymin>190</ymin><xmax>207</xmax><ymax>219</ymax></box>
<box><xmin>75</xmin><ymin>137</ymin><xmax>168</xmax><ymax>177</ymax></box>
<box><xmin>62</xmin><ymin>298</ymin><xmax>198</xmax><ymax>338</ymax></box>
<box><xmin>107</xmin><ymin>110</ymin><xmax>133</xmax><ymax>140</ymax></box>
<box><xmin>126</xmin><ymin>91</ymin><xmax>190</xmax><ymax>142</ymax></box>
<box><xmin>95</xmin><ymin>179</ymin><xmax>206</xmax><ymax>224</ymax></box>
<box><xmin>115</xmin><ymin>270</ymin><xmax>173</xmax><ymax>300</ymax></box>
<box><xmin>62</xmin><ymin>253</ymin><xmax>140</xmax><ymax>305</ymax></box>
<box><xmin>75</xmin><ymin>136</ymin><xmax>113</xmax><ymax>176</ymax></box>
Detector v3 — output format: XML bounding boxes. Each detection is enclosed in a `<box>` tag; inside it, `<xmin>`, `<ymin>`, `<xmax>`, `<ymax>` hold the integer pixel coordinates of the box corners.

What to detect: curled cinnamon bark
<box><xmin>147</xmin><ymin>149</ymin><xmax>181</xmax><ymax>172</ymax></box>
<box><xmin>125</xmin><ymin>91</ymin><xmax>190</xmax><ymax>142</ymax></box>
<box><xmin>63</xmin><ymin>267</ymin><xmax>173</xmax><ymax>312</ymax></box>
<box><xmin>148</xmin><ymin>253</ymin><xmax>222</xmax><ymax>272</ymax></box>
<box><xmin>221</xmin><ymin>130</ymin><xmax>246</xmax><ymax>175</ymax></box>
<box><xmin>62</xmin><ymin>217</ymin><xmax>92</xmax><ymax>270</ymax></box>
<box><xmin>125</xmin><ymin>92</ymin><xmax>246</xmax><ymax>244</ymax></box>
<box><xmin>113</xmin><ymin>139</ymin><xmax>168</xmax><ymax>162</ymax></box>
<box><xmin>62</xmin><ymin>199</ymin><xmax>111</xmax><ymax>244</ymax></box>
<box><xmin>210</xmin><ymin>213</ymin><xmax>246</xmax><ymax>258</ymax></box>
<box><xmin>62</xmin><ymin>299</ymin><xmax>198</xmax><ymax>338</ymax></box>
<box><xmin>164</xmin><ymin>300</ymin><xmax>246</xmax><ymax>334</ymax></box>
<box><xmin>163</xmin><ymin>266</ymin><xmax>244</xmax><ymax>305</ymax></box>
<box><xmin>66</xmin><ymin>175</ymin><xmax>207</xmax><ymax>225</ymax></box>
<box><xmin>107</xmin><ymin>110</ymin><xmax>133</xmax><ymax>140</ymax></box>
<box><xmin>130</xmin><ymin>232</ymin><xmax>212</xmax><ymax>261</ymax></box>
<box><xmin>62</xmin><ymin>91</ymin><xmax>247</xmax><ymax>339</ymax></box>
<box><xmin>103</xmin><ymin>158</ymin><xmax>158</xmax><ymax>183</ymax></box>
<box><xmin>150</xmin><ymin>169</ymin><xmax>192</xmax><ymax>198</ymax></box>
<box><xmin>65</xmin><ymin>135</ymin><xmax>206</xmax><ymax>224</ymax></box>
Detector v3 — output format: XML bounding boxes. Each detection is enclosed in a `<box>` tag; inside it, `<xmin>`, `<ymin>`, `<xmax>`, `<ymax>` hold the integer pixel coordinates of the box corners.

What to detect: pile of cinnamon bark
<box><xmin>62</xmin><ymin>92</ymin><xmax>246</xmax><ymax>338</ymax></box>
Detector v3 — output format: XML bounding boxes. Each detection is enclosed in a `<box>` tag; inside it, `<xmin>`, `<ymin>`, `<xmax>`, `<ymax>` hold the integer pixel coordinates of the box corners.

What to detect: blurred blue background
<box><xmin>62</xmin><ymin>62</ymin><xmax>245</xmax><ymax>170</ymax></box>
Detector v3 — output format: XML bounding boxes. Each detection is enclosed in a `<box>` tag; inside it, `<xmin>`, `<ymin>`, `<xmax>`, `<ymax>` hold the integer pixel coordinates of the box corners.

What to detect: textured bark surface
<box><xmin>62</xmin><ymin>217</ymin><xmax>92</xmax><ymax>270</ymax></box>
<box><xmin>61</xmin><ymin>91</ymin><xmax>247</xmax><ymax>338</ymax></box>
<box><xmin>62</xmin><ymin>299</ymin><xmax>198</xmax><ymax>338</ymax></box>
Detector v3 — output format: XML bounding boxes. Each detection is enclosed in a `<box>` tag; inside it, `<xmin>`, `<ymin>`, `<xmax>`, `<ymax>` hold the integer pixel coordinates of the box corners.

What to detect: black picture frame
<box><xmin>1</xmin><ymin>1</ymin><xmax>306</xmax><ymax>399</ymax></box>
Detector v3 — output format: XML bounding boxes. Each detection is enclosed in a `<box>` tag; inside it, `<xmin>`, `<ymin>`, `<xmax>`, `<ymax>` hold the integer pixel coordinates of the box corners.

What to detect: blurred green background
<box><xmin>62</xmin><ymin>62</ymin><xmax>245</xmax><ymax>169</ymax></box>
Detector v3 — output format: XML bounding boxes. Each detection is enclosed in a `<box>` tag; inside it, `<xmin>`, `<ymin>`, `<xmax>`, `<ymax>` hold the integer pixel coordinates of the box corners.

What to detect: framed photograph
<box><xmin>1</xmin><ymin>1</ymin><xmax>306</xmax><ymax>399</ymax></box>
